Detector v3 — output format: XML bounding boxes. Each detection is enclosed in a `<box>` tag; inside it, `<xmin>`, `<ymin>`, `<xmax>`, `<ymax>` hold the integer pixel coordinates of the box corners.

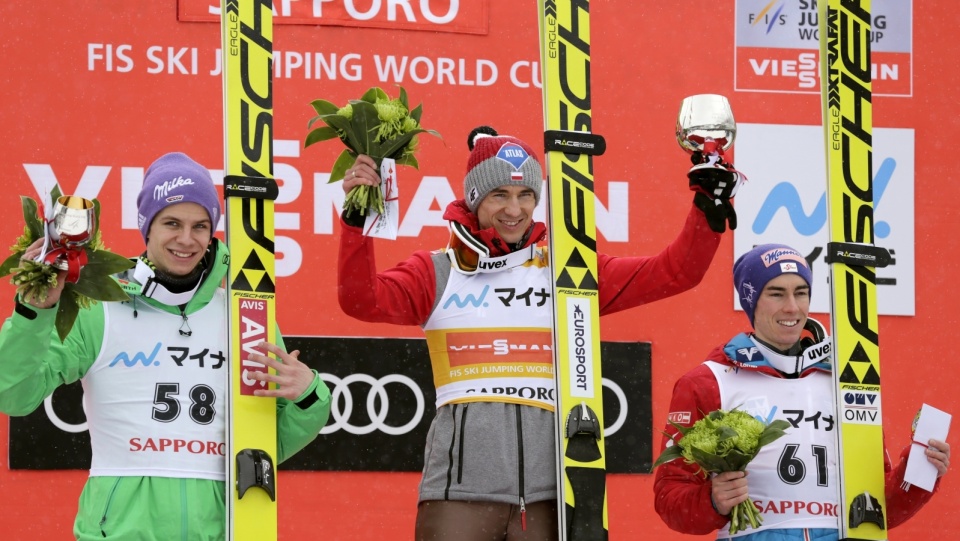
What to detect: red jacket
<box><xmin>337</xmin><ymin>201</ymin><xmax>720</xmax><ymax>324</ymax></box>
<box><xmin>653</xmin><ymin>336</ymin><xmax>939</xmax><ymax>535</ymax></box>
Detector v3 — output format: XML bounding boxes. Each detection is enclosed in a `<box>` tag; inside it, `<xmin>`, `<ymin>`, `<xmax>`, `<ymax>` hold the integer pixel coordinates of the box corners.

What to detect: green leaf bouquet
<box><xmin>0</xmin><ymin>186</ymin><xmax>134</xmax><ymax>342</ymax></box>
<box><xmin>305</xmin><ymin>86</ymin><xmax>442</xmax><ymax>217</ymax></box>
<box><xmin>653</xmin><ymin>408</ymin><xmax>791</xmax><ymax>534</ymax></box>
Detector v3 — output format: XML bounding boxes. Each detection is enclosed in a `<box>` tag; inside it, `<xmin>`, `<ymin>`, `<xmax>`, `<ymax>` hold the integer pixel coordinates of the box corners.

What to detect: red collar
<box><xmin>442</xmin><ymin>199</ymin><xmax>546</xmax><ymax>257</ymax></box>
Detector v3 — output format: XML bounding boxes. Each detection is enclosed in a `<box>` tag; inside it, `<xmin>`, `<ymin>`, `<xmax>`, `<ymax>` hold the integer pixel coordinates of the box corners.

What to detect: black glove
<box><xmin>688</xmin><ymin>151</ymin><xmax>743</xmax><ymax>233</ymax></box>
<box><xmin>341</xmin><ymin>207</ymin><xmax>366</xmax><ymax>228</ymax></box>
<box><xmin>693</xmin><ymin>191</ymin><xmax>737</xmax><ymax>233</ymax></box>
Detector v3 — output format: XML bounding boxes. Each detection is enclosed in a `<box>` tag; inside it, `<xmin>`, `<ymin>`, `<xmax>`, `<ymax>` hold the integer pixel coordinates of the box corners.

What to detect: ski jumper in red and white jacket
<box><xmin>338</xmin><ymin>200</ymin><xmax>720</xmax><ymax>508</ymax></box>
<box><xmin>653</xmin><ymin>330</ymin><xmax>939</xmax><ymax>540</ymax></box>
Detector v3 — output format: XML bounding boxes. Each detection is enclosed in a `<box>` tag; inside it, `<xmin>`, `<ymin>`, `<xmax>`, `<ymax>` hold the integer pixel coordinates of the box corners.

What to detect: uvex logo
<box><xmin>478</xmin><ymin>259</ymin><xmax>507</xmax><ymax>270</ymax></box>
<box><xmin>804</xmin><ymin>342</ymin><xmax>831</xmax><ymax>362</ymax></box>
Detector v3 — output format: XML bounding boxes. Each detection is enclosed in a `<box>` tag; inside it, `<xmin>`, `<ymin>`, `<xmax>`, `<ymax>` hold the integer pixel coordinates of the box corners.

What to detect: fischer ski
<box><xmin>221</xmin><ymin>0</ymin><xmax>280</xmax><ymax>539</ymax></box>
<box><xmin>537</xmin><ymin>1</ymin><xmax>609</xmax><ymax>539</ymax></box>
<box><xmin>819</xmin><ymin>1</ymin><xmax>889</xmax><ymax>539</ymax></box>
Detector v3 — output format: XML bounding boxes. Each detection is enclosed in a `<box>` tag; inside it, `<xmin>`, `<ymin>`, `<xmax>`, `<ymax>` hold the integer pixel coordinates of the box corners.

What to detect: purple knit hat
<box><xmin>733</xmin><ymin>244</ymin><xmax>813</xmax><ymax>325</ymax></box>
<box><xmin>463</xmin><ymin>126</ymin><xmax>543</xmax><ymax>212</ymax></box>
<box><xmin>137</xmin><ymin>152</ymin><xmax>221</xmax><ymax>242</ymax></box>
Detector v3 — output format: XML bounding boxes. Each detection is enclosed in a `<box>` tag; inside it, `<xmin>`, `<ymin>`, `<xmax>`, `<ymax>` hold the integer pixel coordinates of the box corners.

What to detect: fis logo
<box><xmin>748</xmin><ymin>1</ymin><xmax>787</xmax><ymax>34</ymax></box>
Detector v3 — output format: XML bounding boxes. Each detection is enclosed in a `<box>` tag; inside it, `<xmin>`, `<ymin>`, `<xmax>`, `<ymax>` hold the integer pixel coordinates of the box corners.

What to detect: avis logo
<box><xmin>752</xmin><ymin>157</ymin><xmax>895</xmax><ymax>239</ymax></box>
<box><xmin>109</xmin><ymin>342</ymin><xmax>163</xmax><ymax>367</ymax></box>
<box><xmin>443</xmin><ymin>285</ymin><xmax>489</xmax><ymax>309</ymax></box>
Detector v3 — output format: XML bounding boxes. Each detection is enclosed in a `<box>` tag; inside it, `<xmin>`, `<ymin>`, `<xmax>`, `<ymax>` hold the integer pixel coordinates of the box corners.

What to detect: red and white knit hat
<box><xmin>463</xmin><ymin>126</ymin><xmax>543</xmax><ymax>212</ymax></box>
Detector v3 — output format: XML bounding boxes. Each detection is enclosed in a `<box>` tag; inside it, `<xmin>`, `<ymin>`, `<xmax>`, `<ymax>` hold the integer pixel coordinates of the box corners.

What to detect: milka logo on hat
<box><xmin>496</xmin><ymin>143</ymin><xmax>530</xmax><ymax>181</ymax></box>
<box><xmin>153</xmin><ymin>175</ymin><xmax>195</xmax><ymax>201</ymax></box>
<box><xmin>760</xmin><ymin>247</ymin><xmax>807</xmax><ymax>269</ymax></box>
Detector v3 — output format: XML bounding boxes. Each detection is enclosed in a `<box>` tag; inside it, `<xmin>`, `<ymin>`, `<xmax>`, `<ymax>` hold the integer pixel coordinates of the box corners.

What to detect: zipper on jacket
<box><xmin>515</xmin><ymin>405</ymin><xmax>526</xmax><ymax>531</ymax></box>
<box><xmin>443</xmin><ymin>404</ymin><xmax>459</xmax><ymax>499</ymax></box>
<box><xmin>457</xmin><ymin>404</ymin><xmax>468</xmax><ymax>484</ymax></box>
<box><xmin>99</xmin><ymin>478</ymin><xmax>123</xmax><ymax>537</ymax></box>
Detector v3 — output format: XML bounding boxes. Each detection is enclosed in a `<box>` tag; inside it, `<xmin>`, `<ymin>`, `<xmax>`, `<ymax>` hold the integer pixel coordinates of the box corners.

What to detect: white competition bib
<box><xmin>84</xmin><ymin>293</ymin><xmax>227</xmax><ymax>480</ymax></box>
<box><xmin>706</xmin><ymin>361</ymin><xmax>840</xmax><ymax>537</ymax></box>
<box><xmin>424</xmin><ymin>249</ymin><xmax>555</xmax><ymax>410</ymax></box>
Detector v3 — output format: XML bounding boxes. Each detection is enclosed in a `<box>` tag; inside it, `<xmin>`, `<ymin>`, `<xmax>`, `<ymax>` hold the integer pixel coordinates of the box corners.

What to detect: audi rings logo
<box><xmin>44</xmin><ymin>393</ymin><xmax>88</xmax><ymax>433</ymax></box>
<box><xmin>602</xmin><ymin>377</ymin><xmax>628</xmax><ymax>437</ymax></box>
<box><xmin>319</xmin><ymin>373</ymin><xmax>425</xmax><ymax>436</ymax></box>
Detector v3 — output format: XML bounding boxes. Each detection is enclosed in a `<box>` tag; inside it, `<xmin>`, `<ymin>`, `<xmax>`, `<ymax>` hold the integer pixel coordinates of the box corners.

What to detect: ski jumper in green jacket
<box><xmin>0</xmin><ymin>152</ymin><xmax>331</xmax><ymax>540</ymax></box>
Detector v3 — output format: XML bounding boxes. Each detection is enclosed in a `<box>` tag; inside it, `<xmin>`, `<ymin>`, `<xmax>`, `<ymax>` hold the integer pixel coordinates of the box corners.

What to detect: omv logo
<box><xmin>752</xmin><ymin>157</ymin><xmax>895</xmax><ymax>238</ymax></box>
<box><xmin>109</xmin><ymin>342</ymin><xmax>163</xmax><ymax>367</ymax></box>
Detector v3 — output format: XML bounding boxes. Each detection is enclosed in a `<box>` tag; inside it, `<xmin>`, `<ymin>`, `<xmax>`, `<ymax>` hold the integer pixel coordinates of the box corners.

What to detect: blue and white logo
<box><xmin>733</xmin><ymin>123</ymin><xmax>915</xmax><ymax>316</ymax></box>
<box><xmin>496</xmin><ymin>143</ymin><xmax>530</xmax><ymax>170</ymax></box>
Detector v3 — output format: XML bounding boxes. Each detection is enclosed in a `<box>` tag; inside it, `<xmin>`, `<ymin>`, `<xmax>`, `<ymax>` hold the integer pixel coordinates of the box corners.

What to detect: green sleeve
<box><xmin>272</xmin><ymin>326</ymin><xmax>332</xmax><ymax>464</ymax></box>
<box><xmin>0</xmin><ymin>299</ymin><xmax>105</xmax><ymax>416</ymax></box>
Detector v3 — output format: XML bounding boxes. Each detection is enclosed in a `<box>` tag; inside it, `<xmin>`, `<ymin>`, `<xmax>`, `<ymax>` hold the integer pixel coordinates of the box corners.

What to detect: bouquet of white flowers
<box><xmin>305</xmin><ymin>86</ymin><xmax>441</xmax><ymax>217</ymax></box>
<box><xmin>653</xmin><ymin>408</ymin><xmax>791</xmax><ymax>534</ymax></box>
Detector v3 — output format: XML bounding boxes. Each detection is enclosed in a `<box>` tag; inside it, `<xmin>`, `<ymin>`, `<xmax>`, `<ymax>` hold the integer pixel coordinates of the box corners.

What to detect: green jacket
<box><xmin>0</xmin><ymin>240</ymin><xmax>331</xmax><ymax>540</ymax></box>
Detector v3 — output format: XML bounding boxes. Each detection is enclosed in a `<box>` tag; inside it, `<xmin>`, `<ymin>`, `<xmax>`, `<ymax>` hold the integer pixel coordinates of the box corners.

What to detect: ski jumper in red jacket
<box><xmin>337</xmin><ymin>126</ymin><xmax>732</xmax><ymax>540</ymax></box>
<box><xmin>653</xmin><ymin>244</ymin><xmax>948</xmax><ymax>541</ymax></box>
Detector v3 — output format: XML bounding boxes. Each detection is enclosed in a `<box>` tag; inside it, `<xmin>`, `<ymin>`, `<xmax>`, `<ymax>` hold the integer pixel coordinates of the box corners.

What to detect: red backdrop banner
<box><xmin>1</xmin><ymin>1</ymin><xmax>956</xmax><ymax>539</ymax></box>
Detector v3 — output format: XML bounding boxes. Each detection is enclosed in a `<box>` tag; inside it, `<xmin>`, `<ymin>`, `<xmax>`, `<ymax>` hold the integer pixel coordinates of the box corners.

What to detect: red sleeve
<box><xmin>597</xmin><ymin>204</ymin><xmax>720</xmax><ymax>316</ymax></box>
<box><xmin>337</xmin><ymin>220</ymin><xmax>438</xmax><ymax>326</ymax></box>
<box><xmin>652</xmin><ymin>363</ymin><xmax>731</xmax><ymax>534</ymax></box>
<box><xmin>885</xmin><ymin>442</ymin><xmax>940</xmax><ymax>528</ymax></box>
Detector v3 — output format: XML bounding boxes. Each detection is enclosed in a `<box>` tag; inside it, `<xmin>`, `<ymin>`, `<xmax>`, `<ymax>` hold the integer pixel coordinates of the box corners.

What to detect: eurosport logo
<box><xmin>319</xmin><ymin>373</ymin><xmax>425</xmax><ymax>436</ymax></box>
<box><xmin>734</xmin><ymin>123</ymin><xmax>916</xmax><ymax>316</ymax></box>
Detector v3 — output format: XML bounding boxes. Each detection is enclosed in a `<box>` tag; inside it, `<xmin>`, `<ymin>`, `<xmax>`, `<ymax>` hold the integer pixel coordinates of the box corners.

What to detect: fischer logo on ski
<box><xmin>819</xmin><ymin>1</ymin><xmax>889</xmax><ymax>539</ymax></box>
<box><xmin>538</xmin><ymin>1</ymin><xmax>609</xmax><ymax>539</ymax></box>
<box><xmin>221</xmin><ymin>0</ymin><xmax>279</xmax><ymax>539</ymax></box>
